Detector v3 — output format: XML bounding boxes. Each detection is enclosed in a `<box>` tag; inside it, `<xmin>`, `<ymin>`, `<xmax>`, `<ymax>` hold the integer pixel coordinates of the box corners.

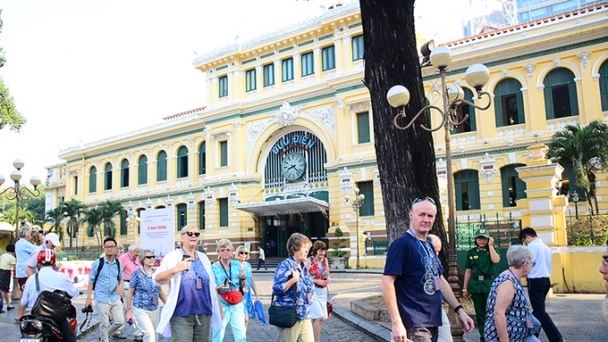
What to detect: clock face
<box><xmin>282</xmin><ymin>152</ymin><xmax>306</xmax><ymax>181</ymax></box>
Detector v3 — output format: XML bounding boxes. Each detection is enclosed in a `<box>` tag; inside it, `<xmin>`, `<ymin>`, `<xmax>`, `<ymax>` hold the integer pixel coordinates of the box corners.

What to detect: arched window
<box><xmin>157</xmin><ymin>151</ymin><xmax>167</xmax><ymax>182</ymax></box>
<box><xmin>104</xmin><ymin>163</ymin><xmax>113</xmax><ymax>190</ymax></box>
<box><xmin>451</xmin><ymin>88</ymin><xmax>476</xmax><ymax>133</ymax></box>
<box><xmin>599</xmin><ymin>59</ymin><xmax>608</xmax><ymax>111</ymax></box>
<box><xmin>495</xmin><ymin>78</ymin><xmax>525</xmax><ymax>126</ymax></box>
<box><xmin>89</xmin><ymin>166</ymin><xmax>97</xmax><ymax>193</ymax></box>
<box><xmin>177</xmin><ymin>146</ymin><xmax>188</xmax><ymax>178</ymax></box>
<box><xmin>177</xmin><ymin>204</ymin><xmax>187</xmax><ymax>231</ymax></box>
<box><xmin>120</xmin><ymin>159</ymin><xmax>129</xmax><ymax>188</ymax></box>
<box><xmin>544</xmin><ymin>68</ymin><xmax>578</xmax><ymax>119</ymax></box>
<box><xmin>454</xmin><ymin>169</ymin><xmax>480</xmax><ymax>210</ymax></box>
<box><xmin>138</xmin><ymin>155</ymin><xmax>148</xmax><ymax>185</ymax></box>
<box><xmin>199</xmin><ymin>142</ymin><xmax>206</xmax><ymax>175</ymax></box>
<box><xmin>501</xmin><ymin>164</ymin><xmax>527</xmax><ymax>207</ymax></box>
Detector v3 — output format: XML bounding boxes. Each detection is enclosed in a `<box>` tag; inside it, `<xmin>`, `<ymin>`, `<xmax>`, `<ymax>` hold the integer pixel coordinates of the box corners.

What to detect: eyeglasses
<box><xmin>239</xmin><ymin>251</ymin><xmax>249</xmax><ymax>255</ymax></box>
<box><xmin>219</xmin><ymin>248</ymin><xmax>232</xmax><ymax>252</ymax></box>
<box><xmin>412</xmin><ymin>196</ymin><xmax>436</xmax><ymax>205</ymax></box>
<box><xmin>183</xmin><ymin>231</ymin><xmax>201</xmax><ymax>237</ymax></box>
<box><xmin>104</xmin><ymin>245</ymin><xmax>117</xmax><ymax>249</ymax></box>
<box><xmin>144</xmin><ymin>255</ymin><xmax>156</xmax><ymax>260</ymax></box>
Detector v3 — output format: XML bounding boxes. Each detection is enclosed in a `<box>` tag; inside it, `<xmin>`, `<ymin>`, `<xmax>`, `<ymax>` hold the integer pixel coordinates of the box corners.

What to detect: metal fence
<box><xmin>566</xmin><ymin>210</ymin><xmax>608</xmax><ymax>246</ymax></box>
<box><xmin>455</xmin><ymin>213</ymin><xmax>522</xmax><ymax>251</ymax></box>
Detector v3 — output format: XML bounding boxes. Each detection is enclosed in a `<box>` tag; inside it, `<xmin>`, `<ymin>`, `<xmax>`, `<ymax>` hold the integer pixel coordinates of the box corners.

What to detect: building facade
<box><xmin>52</xmin><ymin>2</ymin><xmax>608</xmax><ymax>264</ymax></box>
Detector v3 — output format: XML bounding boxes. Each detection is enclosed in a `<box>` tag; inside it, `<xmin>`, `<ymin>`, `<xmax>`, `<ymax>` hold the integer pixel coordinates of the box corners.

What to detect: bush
<box><xmin>331</xmin><ymin>227</ymin><xmax>347</xmax><ymax>257</ymax></box>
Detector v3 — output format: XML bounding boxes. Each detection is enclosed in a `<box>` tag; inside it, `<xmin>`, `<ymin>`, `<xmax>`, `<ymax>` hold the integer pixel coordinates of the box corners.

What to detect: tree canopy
<box><xmin>547</xmin><ymin>120</ymin><xmax>608</xmax><ymax>213</ymax></box>
<box><xmin>0</xmin><ymin>10</ymin><xmax>25</xmax><ymax>132</ymax></box>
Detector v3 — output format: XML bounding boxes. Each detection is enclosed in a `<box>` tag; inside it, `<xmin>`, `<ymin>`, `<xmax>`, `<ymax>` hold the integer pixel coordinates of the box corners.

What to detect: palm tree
<box><xmin>45</xmin><ymin>207</ymin><xmax>65</xmax><ymax>243</ymax></box>
<box><xmin>99</xmin><ymin>200</ymin><xmax>124</xmax><ymax>239</ymax></box>
<box><xmin>62</xmin><ymin>199</ymin><xmax>85</xmax><ymax>249</ymax></box>
<box><xmin>81</xmin><ymin>206</ymin><xmax>104</xmax><ymax>249</ymax></box>
<box><xmin>547</xmin><ymin>120</ymin><xmax>608</xmax><ymax>214</ymax></box>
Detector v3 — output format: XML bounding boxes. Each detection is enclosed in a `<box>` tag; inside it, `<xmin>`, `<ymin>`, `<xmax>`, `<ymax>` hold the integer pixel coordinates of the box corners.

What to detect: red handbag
<box><xmin>219</xmin><ymin>290</ymin><xmax>243</xmax><ymax>305</ymax></box>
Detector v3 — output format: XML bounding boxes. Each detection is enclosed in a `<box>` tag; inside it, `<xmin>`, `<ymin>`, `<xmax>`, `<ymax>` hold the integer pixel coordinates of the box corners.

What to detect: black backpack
<box><xmin>31</xmin><ymin>273</ymin><xmax>72</xmax><ymax>322</ymax></box>
<box><xmin>92</xmin><ymin>257</ymin><xmax>121</xmax><ymax>290</ymax></box>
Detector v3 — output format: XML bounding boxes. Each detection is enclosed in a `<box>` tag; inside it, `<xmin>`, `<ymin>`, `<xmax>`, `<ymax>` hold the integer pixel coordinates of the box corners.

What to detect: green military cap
<box><xmin>474</xmin><ymin>228</ymin><xmax>490</xmax><ymax>239</ymax></box>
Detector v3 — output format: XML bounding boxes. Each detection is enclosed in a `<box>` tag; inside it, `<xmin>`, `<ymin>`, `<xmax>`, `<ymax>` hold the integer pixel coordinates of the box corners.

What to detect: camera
<box><xmin>81</xmin><ymin>305</ymin><xmax>93</xmax><ymax>313</ymax></box>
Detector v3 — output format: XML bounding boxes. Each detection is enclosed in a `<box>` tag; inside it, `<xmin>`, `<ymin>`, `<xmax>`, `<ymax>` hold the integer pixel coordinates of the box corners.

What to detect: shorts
<box><xmin>0</xmin><ymin>269</ymin><xmax>11</xmax><ymax>292</ymax></box>
<box><xmin>17</xmin><ymin>277</ymin><xmax>29</xmax><ymax>292</ymax></box>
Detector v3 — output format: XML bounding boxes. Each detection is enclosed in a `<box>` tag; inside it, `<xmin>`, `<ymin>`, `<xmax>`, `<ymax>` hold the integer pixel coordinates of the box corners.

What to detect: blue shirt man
<box><xmin>84</xmin><ymin>238</ymin><xmax>125</xmax><ymax>342</ymax></box>
<box><xmin>381</xmin><ymin>196</ymin><xmax>474</xmax><ymax>342</ymax></box>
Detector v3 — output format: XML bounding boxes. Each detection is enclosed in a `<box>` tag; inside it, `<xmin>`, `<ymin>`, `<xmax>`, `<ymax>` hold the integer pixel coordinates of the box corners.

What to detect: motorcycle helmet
<box><xmin>37</xmin><ymin>249</ymin><xmax>56</xmax><ymax>266</ymax></box>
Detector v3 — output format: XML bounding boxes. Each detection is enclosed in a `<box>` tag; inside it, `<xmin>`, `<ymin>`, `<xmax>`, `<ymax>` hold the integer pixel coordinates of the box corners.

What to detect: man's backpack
<box><xmin>92</xmin><ymin>257</ymin><xmax>121</xmax><ymax>290</ymax></box>
<box><xmin>31</xmin><ymin>273</ymin><xmax>72</xmax><ymax>322</ymax></box>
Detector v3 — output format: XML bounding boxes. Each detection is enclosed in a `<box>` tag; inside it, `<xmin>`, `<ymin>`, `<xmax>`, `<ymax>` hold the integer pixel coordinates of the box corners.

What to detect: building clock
<box><xmin>282</xmin><ymin>152</ymin><xmax>307</xmax><ymax>181</ymax></box>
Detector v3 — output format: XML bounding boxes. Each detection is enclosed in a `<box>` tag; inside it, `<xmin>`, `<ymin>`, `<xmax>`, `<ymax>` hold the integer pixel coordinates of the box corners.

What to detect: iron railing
<box><xmin>455</xmin><ymin>213</ymin><xmax>522</xmax><ymax>251</ymax></box>
<box><xmin>566</xmin><ymin>210</ymin><xmax>608</xmax><ymax>246</ymax></box>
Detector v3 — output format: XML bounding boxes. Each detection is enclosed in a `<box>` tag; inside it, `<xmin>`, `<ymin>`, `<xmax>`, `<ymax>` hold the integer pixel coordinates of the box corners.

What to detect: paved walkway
<box><xmin>3</xmin><ymin>269</ymin><xmax>606</xmax><ymax>341</ymax></box>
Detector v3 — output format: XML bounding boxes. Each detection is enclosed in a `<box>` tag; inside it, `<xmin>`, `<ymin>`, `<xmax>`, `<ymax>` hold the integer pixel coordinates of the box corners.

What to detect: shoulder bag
<box><xmin>268</xmin><ymin>262</ymin><xmax>298</xmax><ymax>328</ymax></box>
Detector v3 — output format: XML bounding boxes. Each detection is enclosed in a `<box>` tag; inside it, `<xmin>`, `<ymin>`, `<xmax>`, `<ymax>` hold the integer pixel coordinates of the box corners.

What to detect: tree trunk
<box><xmin>359</xmin><ymin>0</ymin><xmax>449</xmax><ymax>265</ymax></box>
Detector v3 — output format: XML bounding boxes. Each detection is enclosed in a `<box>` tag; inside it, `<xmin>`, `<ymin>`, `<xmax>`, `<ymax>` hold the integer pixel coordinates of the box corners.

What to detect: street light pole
<box><xmin>345</xmin><ymin>188</ymin><xmax>365</xmax><ymax>269</ymax></box>
<box><xmin>387</xmin><ymin>42</ymin><xmax>492</xmax><ymax>340</ymax></box>
<box><xmin>572</xmin><ymin>190</ymin><xmax>579</xmax><ymax>219</ymax></box>
<box><xmin>0</xmin><ymin>159</ymin><xmax>42</xmax><ymax>240</ymax></box>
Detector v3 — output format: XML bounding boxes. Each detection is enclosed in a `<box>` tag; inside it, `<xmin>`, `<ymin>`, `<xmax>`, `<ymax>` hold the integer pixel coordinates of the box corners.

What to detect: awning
<box><xmin>234</xmin><ymin>197</ymin><xmax>329</xmax><ymax>217</ymax></box>
<box><xmin>0</xmin><ymin>222</ymin><xmax>16</xmax><ymax>235</ymax></box>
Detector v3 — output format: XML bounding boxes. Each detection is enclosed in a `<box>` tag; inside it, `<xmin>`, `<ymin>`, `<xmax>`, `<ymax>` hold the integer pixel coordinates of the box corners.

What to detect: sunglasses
<box><xmin>144</xmin><ymin>255</ymin><xmax>156</xmax><ymax>260</ymax></box>
<box><xmin>239</xmin><ymin>251</ymin><xmax>249</xmax><ymax>255</ymax></box>
<box><xmin>183</xmin><ymin>231</ymin><xmax>201</xmax><ymax>237</ymax></box>
<box><xmin>413</xmin><ymin>196</ymin><xmax>436</xmax><ymax>206</ymax></box>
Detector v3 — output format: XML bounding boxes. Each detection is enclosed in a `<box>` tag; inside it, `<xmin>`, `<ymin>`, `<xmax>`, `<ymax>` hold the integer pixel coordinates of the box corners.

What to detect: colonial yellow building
<box><xmin>50</xmin><ymin>2</ymin><xmax>608</xmax><ymax>276</ymax></box>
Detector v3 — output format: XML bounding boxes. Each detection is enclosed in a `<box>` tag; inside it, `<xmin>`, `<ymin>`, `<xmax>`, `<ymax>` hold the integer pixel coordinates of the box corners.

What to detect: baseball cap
<box><xmin>45</xmin><ymin>233</ymin><xmax>60</xmax><ymax>247</ymax></box>
<box><xmin>474</xmin><ymin>228</ymin><xmax>490</xmax><ymax>239</ymax></box>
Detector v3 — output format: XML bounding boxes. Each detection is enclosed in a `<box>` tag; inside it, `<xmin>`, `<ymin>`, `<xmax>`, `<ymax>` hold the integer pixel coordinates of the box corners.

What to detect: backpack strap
<box><xmin>115</xmin><ymin>258</ymin><xmax>121</xmax><ymax>282</ymax></box>
<box><xmin>35</xmin><ymin>273</ymin><xmax>40</xmax><ymax>292</ymax></box>
<box><xmin>92</xmin><ymin>257</ymin><xmax>105</xmax><ymax>290</ymax></box>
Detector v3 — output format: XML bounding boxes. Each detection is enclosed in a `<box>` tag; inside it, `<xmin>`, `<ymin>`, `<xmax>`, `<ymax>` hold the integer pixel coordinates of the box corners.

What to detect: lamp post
<box><xmin>0</xmin><ymin>159</ymin><xmax>42</xmax><ymax>239</ymax></box>
<box><xmin>344</xmin><ymin>188</ymin><xmax>365</xmax><ymax>269</ymax></box>
<box><xmin>571</xmin><ymin>190</ymin><xmax>579</xmax><ymax>219</ymax></box>
<box><xmin>386</xmin><ymin>41</ymin><xmax>492</xmax><ymax>339</ymax></box>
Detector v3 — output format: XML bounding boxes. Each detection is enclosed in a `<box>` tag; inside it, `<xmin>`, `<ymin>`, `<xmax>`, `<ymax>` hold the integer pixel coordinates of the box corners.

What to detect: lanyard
<box><xmin>508</xmin><ymin>268</ymin><xmax>522</xmax><ymax>287</ymax></box>
<box><xmin>181</xmin><ymin>248</ymin><xmax>198</xmax><ymax>260</ymax></box>
<box><xmin>220</xmin><ymin>259</ymin><xmax>232</xmax><ymax>280</ymax></box>
<box><xmin>129</xmin><ymin>253</ymin><xmax>139</xmax><ymax>267</ymax></box>
<box><xmin>408</xmin><ymin>229</ymin><xmax>436</xmax><ymax>274</ymax></box>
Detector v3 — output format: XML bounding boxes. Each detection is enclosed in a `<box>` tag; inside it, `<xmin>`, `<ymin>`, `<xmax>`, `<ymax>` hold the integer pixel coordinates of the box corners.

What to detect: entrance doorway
<box><xmin>262</xmin><ymin>211</ymin><xmax>328</xmax><ymax>258</ymax></box>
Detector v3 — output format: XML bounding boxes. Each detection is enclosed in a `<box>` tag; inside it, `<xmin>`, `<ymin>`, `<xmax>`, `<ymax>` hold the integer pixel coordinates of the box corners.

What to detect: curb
<box><xmin>330</xmin><ymin>299</ymin><xmax>390</xmax><ymax>342</ymax></box>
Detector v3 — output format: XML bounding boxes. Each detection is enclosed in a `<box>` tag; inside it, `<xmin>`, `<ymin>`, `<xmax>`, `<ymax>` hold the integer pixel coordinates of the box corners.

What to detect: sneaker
<box><xmin>134</xmin><ymin>336</ymin><xmax>143</xmax><ymax>341</ymax></box>
<box><xmin>112</xmin><ymin>333</ymin><xmax>127</xmax><ymax>339</ymax></box>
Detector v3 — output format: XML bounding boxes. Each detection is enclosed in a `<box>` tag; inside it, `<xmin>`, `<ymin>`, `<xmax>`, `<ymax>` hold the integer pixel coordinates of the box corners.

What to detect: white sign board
<box><xmin>140</xmin><ymin>207</ymin><xmax>175</xmax><ymax>259</ymax></box>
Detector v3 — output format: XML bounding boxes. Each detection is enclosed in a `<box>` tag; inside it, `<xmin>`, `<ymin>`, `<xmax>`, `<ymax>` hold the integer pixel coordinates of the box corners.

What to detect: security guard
<box><xmin>463</xmin><ymin>228</ymin><xmax>501</xmax><ymax>342</ymax></box>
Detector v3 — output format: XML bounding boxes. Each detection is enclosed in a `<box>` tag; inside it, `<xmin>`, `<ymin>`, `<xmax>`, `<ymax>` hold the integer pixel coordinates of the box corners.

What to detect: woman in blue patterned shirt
<box><xmin>125</xmin><ymin>249</ymin><xmax>167</xmax><ymax>342</ymax></box>
<box><xmin>484</xmin><ymin>245</ymin><xmax>540</xmax><ymax>342</ymax></box>
<box><xmin>272</xmin><ymin>233</ymin><xmax>315</xmax><ymax>342</ymax></box>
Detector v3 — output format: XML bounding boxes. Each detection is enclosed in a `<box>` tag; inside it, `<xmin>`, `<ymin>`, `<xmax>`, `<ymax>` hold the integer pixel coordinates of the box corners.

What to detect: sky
<box><xmin>0</xmin><ymin>0</ymin><xmax>468</xmax><ymax>186</ymax></box>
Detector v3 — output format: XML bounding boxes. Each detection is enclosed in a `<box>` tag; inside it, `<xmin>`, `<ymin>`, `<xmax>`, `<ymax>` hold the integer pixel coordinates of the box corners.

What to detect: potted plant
<box><xmin>329</xmin><ymin>227</ymin><xmax>348</xmax><ymax>269</ymax></box>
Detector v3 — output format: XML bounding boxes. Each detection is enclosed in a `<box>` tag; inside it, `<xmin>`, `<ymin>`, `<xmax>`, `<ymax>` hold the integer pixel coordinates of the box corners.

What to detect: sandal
<box><xmin>14</xmin><ymin>318</ymin><xmax>19</xmax><ymax>324</ymax></box>
<box><xmin>7</xmin><ymin>306</ymin><xmax>15</xmax><ymax>310</ymax></box>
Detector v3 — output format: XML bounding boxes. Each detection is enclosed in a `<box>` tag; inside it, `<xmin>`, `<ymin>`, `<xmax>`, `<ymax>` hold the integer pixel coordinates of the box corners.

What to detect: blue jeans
<box><xmin>528</xmin><ymin>277</ymin><xmax>563</xmax><ymax>342</ymax></box>
<box><xmin>212</xmin><ymin>301</ymin><xmax>246</xmax><ymax>342</ymax></box>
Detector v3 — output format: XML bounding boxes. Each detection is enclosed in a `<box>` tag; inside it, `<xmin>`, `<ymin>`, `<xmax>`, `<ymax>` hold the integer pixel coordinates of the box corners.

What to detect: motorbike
<box><xmin>19</xmin><ymin>304</ymin><xmax>77</xmax><ymax>342</ymax></box>
<box><xmin>19</xmin><ymin>275</ymin><xmax>83</xmax><ymax>342</ymax></box>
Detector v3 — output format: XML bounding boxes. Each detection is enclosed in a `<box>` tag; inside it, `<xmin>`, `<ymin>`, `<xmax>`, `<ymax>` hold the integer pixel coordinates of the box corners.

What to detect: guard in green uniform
<box><xmin>463</xmin><ymin>228</ymin><xmax>501</xmax><ymax>342</ymax></box>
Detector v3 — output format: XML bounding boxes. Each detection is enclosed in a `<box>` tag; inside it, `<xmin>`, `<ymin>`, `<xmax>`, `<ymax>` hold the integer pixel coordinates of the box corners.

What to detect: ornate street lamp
<box><xmin>344</xmin><ymin>188</ymin><xmax>365</xmax><ymax>269</ymax></box>
<box><xmin>571</xmin><ymin>190</ymin><xmax>579</xmax><ymax>219</ymax></box>
<box><xmin>386</xmin><ymin>41</ymin><xmax>492</xmax><ymax>340</ymax></box>
<box><xmin>0</xmin><ymin>159</ymin><xmax>42</xmax><ymax>239</ymax></box>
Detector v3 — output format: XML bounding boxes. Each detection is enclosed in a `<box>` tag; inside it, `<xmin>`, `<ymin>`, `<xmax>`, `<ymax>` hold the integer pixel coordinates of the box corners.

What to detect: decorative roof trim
<box><xmin>163</xmin><ymin>107</ymin><xmax>206</xmax><ymax>121</ymax></box>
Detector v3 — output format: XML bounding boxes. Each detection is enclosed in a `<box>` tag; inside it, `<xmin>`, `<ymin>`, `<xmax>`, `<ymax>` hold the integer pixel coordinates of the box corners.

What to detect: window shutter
<box><xmin>199</xmin><ymin>142</ymin><xmax>206</xmax><ymax>175</ymax></box>
<box><xmin>501</xmin><ymin>170</ymin><xmax>511</xmax><ymax>207</ymax></box>
<box><xmin>357</xmin><ymin>112</ymin><xmax>370</xmax><ymax>143</ymax></box>
<box><xmin>495</xmin><ymin>87</ymin><xmax>504</xmax><ymax>127</ymax></box>
<box><xmin>568</xmin><ymin>81</ymin><xmax>579</xmax><ymax>116</ymax></box>
<box><xmin>516</xmin><ymin>91</ymin><xmax>525</xmax><ymax>124</ymax></box>
<box><xmin>544</xmin><ymin>85</ymin><xmax>553</xmax><ymax>119</ymax></box>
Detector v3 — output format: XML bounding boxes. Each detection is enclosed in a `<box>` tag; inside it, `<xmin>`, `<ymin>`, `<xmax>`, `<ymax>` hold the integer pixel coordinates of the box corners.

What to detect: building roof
<box><xmin>446</xmin><ymin>2</ymin><xmax>608</xmax><ymax>47</ymax></box>
<box><xmin>162</xmin><ymin>106</ymin><xmax>206</xmax><ymax>121</ymax></box>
